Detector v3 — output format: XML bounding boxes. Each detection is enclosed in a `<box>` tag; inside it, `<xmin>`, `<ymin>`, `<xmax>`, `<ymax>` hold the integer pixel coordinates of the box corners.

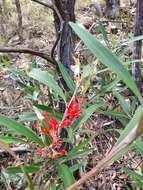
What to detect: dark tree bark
<box><xmin>15</xmin><ymin>0</ymin><xmax>23</xmax><ymax>41</ymax></box>
<box><xmin>53</xmin><ymin>0</ymin><xmax>76</xmax><ymax>75</ymax></box>
<box><xmin>132</xmin><ymin>0</ymin><xmax>143</xmax><ymax>91</ymax></box>
<box><xmin>105</xmin><ymin>0</ymin><xmax>120</xmax><ymax>18</ymax></box>
<box><xmin>31</xmin><ymin>0</ymin><xmax>76</xmax><ymax>75</ymax></box>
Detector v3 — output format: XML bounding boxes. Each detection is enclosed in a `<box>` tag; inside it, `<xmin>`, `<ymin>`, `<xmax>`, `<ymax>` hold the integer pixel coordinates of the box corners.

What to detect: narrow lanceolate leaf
<box><xmin>5</xmin><ymin>165</ymin><xmax>40</xmax><ymax>174</ymax></box>
<box><xmin>58</xmin><ymin>61</ymin><xmax>75</xmax><ymax>92</ymax></box>
<box><xmin>18</xmin><ymin>112</ymin><xmax>38</xmax><ymax>122</ymax></box>
<box><xmin>69</xmin><ymin>22</ymin><xmax>143</xmax><ymax>103</ymax></box>
<box><xmin>0</xmin><ymin>136</ymin><xmax>27</xmax><ymax>144</ymax></box>
<box><xmin>74</xmin><ymin>103</ymin><xmax>103</xmax><ymax>131</ymax></box>
<box><xmin>49</xmin><ymin>182</ymin><xmax>57</xmax><ymax>190</ymax></box>
<box><xmin>29</xmin><ymin>69</ymin><xmax>66</xmax><ymax>101</ymax></box>
<box><xmin>113</xmin><ymin>91</ymin><xmax>131</xmax><ymax>117</ymax></box>
<box><xmin>98</xmin><ymin>20</ymin><xmax>109</xmax><ymax>46</ymax></box>
<box><xmin>123</xmin><ymin>167</ymin><xmax>143</xmax><ymax>183</ymax></box>
<box><xmin>115</xmin><ymin>106</ymin><xmax>143</xmax><ymax>145</ymax></box>
<box><xmin>0</xmin><ymin>114</ymin><xmax>44</xmax><ymax>147</ymax></box>
<box><xmin>58</xmin><ymin>164</ymin><xmax>75</xmax><ymax>188</ymax></box>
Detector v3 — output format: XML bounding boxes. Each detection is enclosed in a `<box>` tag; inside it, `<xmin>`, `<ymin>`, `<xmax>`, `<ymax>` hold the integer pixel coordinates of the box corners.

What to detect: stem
<box><xmin>59</xmin><ymin>83</ymin><xmax>80</xmax><ymax>126</ymax></box>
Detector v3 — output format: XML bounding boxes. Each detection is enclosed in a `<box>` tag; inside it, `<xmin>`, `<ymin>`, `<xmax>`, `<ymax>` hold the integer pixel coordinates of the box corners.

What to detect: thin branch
<box><xmin>31</xmin><ymin>0</ymin><xmax>54</xmax><ymax>11</ymax></box>
<box><xmin>51</xmin><ymin>32</ymin><xmax>61</xmax><ymax>62</ymax></box>
<box><xmin>0</xmin><ymin>47</ymin><xmax>54</xmax><ymax>64</ymax></box>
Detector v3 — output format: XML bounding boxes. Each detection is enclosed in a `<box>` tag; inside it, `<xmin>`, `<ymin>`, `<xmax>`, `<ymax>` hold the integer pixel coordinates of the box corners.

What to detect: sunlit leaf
<box><xmin>69</xmin><ymin>22</ymin><xmax>142</xmax><ymax>103</ymax></box>
<box><xmin>29</xmin><ymin>69</ymin><xmax>66</xmax><ymax>101</ymax></box>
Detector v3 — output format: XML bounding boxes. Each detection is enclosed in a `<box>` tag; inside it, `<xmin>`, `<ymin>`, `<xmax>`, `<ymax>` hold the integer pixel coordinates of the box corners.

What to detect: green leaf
<box><xmin>115</xmin><ymin>106</ymin><xmax>143</xmax><ymax>145</ymax></box>
<box><xmin>124</xmin><ymin>167</ymin><xmax>143</xmax><ymax>183</ymax></box>
<box><xmin>134</xmin><ymin>139</ymin><xmax>143</xmax><ymax>153</ymax></box>
<box><xmin>73</xmin><ymin>103</ymin><xmax>103</xmax><ymax>131</ymax></box>
<box><xmin>16</xmin><ymin>81</ymin><xmax>38</xmax><ymax>95</ymax></box>
<box><xmin>97</xmin><ymin>109</ymin><xmax>129</xmax><ymax>119</ymax></box>
<box><xmin>18</xmin><ymin>112</ymin><xmax>38</xmax><ymax>122</ymax></box>
<box><xmin>29</xmin><ymin>69</ymin><xmax>66</xmax><ymax>101</ymax></box>
<box><xmin>49</xmin><ymin>182</ymin><xmax>57</xmax><ymax>190</ymax></box>
<box><xmin>58</xmin><ymin>164</ymin><xmax>75</xmax><ymax>188</ymax></box>
<box><xmin>69</xmin><ymin>22</ymin><xmax>142</xmax><ymax>103</ymax></box>
<box><xmin>0</xmin><ymin>136</ymin><xmax>27</xmax><ymax>144</ymax></box>
<box><xmin>70</xmin><ymin>162</ymin><xmax>84</xmax><ymax>173</ymax></box>
<box><xmin>58</xmin><ymin>61</ymin><xmax>75</xmax><ymax>92</ymax></box>
<box><xmin>0</xmin><ymin>114</ymin><xmax>44</xmax><ymax>147</ymax></box>
<box><xmin>65</xmin><ymin>140</ymin><xmax>94</xmax><ymax>161</ymax></box>
<box><xmin>5</xmin><ymin>165</ymin><xmax>40</xmax><ymax>174</ymax></box>
<box><xmin>22</xmin><ymin>167</ymin><xmax>35</xmax><ymax>190</ymax></box>
<box><xmin>33</xmin><ymin>103</ymin><xmax>62</xmax><ymax>121</ymax></box>
<box><xmin>98</xmin><ymin>20</ymin><xmax>109</xmax><ymax>46</ymax></box>
<box><xmin>90</xmin><ymin>79</ymin><xmax>119</xmax><ymax>100</ymax></box>
<box><xmin>133</xmin><ymin>181</ymin><xmax>143</xmax><ymax>189</ymax></box>
<box><xmin>122</xmin><ymin>35</ymin><xmax>143</xmax><ymax>46</ymax></box>
<box><xmin>65</xmin><ymin>148</ymin><xmax>94</xmax><ymax>161</ymax></box>
<box><xmin>113</xmin><ymin>91</ymin><xmax>131</xmax><ymax>117</ymax></box>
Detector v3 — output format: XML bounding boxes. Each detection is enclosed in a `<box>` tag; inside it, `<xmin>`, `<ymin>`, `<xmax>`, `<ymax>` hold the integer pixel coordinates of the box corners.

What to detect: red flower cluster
<box><xmin>36</xmin><ymin>98</ymin><xmax>84</xmax><ymax>159</ymax></box>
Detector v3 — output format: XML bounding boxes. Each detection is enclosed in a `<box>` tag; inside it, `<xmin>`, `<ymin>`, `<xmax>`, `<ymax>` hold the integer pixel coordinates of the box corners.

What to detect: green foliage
<box><xmin>1</xmin><ymin>14</ymin><xmax>143</xmax><ymax>190</ymax></box>
<box><xmin>69</xmin><ymin>22</ymin><xmax>143</xmax><ymax>103</ymax></box>
<box><xmin>124</xmin><ymin>167</ymin><xmax>143</xmax><ymax>189</ymax></box>
<box><xmin>0</xmin><ymin>113</ymin><xmax>44</xmax><ymax>147</ymax></box>
<box><xmin>29</xmin><ymin>68</ymin><xmax>66</xmax><ymax>101</ymax></box>
<box><xmin>58</xmin><ymin>164</ymin><xmax>75</xmax><ymax>188</ymax></box>
<box><xmin>58</xmin><ymin>61</ymin><xmax>76</xmax><ymax>92</ymax></box>
<box><xmin>5</xmin><ymin>165</ymin><xmax>40</xmax><ymax>174</ymax></box>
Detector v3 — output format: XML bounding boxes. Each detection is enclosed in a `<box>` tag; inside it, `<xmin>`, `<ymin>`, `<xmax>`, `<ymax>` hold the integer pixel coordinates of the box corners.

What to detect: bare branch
<box><xmin>31</xmin><ymin>0</ymin><xmax>54</xmax><ymax>11</ymax></box>
<box><xmin>0</xmin><ymin>47</ymin><xmax>54</xmax><ymax>63</ymax></box>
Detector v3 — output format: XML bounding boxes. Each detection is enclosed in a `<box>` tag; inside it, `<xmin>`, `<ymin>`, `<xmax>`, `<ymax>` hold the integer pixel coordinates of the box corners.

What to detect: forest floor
<box><xmin>0</xmin><ymin>1</ymin><xmax>142</xmax><ymax>190</ymax></box>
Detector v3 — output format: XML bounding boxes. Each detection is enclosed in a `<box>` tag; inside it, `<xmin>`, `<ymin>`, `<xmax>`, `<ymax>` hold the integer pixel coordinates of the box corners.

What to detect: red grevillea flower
<box><xmin>36</xmin><ymin>97</ymin><xmax>86</xmax><ymax>159</ymax></box>
<box><xmin>48</xmin><ymin>149</ymin><xmax>67</xmax><ymax>159</ymax></box>
<box><xmin>61</xmin><ymin>119</ymin><xmax>72</xmax><ymax>127</ymax></box>
<box><xmin>49</xmin><ymin>119</ymin><xmax>59</xmax><ymax>130</ymax></box>
<box><xmin>39</xmin><ymin>113</ymin><xmax>60</xmax><ymax>141</ymax></box>
<box><xmin>67</xmin><ymin>100</ymin><xmax>82</xmax><ymax>119</ymax></box>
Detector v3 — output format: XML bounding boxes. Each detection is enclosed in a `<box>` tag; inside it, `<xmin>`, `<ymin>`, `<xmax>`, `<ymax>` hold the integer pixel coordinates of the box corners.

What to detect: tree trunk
<box><xmin>132</xmin><ymin>0</ymin><xmax>143</xmax><ymax>92</ymax></box>
<box><xmin>15</xmin><ymin>0</ymin><xmax>23</xmax><ymax>41</ymax></box>
<box><xmin>53</xmin><ymin>0</ymin><xmax>76</xmax><ymax>75</ymax></box>
<box><xmin>105</xmin><ymin>0</ymin><xmax>120</xmax><ymax>18</ymax></box>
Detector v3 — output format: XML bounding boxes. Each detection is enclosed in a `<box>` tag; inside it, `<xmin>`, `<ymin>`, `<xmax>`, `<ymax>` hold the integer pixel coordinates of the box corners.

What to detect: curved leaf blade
<box><xmin>58</xmin><ymin>61</ymin><xmax>75</xmax><ymax>92</ymax></box>
<box><xmin>0</xmin><ymin>136</ymin><xmax>27</xmax><ymax>144</ymax></box>
<box><xmin>58</xmin><ymin>164</ymin><xmax>75</xmax><ymax>188</ymax></box>
<box><xmin>5</xmin><ymin>165</ymin><xmax>40</xmax><ymax>174</ymax></box>
<box><xmin>73</xmin><ymin>103</ymin><xmax>103</xmax><ymax>131</ymax></box>
<box><xmin>0</xmin><ymin>114</ymin><xmax>44</xmax><ymax>147</ymax></box>
<box><xmin>69</xmin><ymin>22</ymin><xmax>142</xmax><ymax>103</ymax></box>
<box><xmin>29</xmin><ymin>69</ymin><xmax>66</xmax><ymax>101</ymax></box>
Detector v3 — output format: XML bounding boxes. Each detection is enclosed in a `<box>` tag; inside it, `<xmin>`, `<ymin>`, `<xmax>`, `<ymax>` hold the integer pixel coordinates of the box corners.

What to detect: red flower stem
<box><xmin>59</xmin><ymin>83</ymin><xmax>80</xmax><ymax>127</ymax></box>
